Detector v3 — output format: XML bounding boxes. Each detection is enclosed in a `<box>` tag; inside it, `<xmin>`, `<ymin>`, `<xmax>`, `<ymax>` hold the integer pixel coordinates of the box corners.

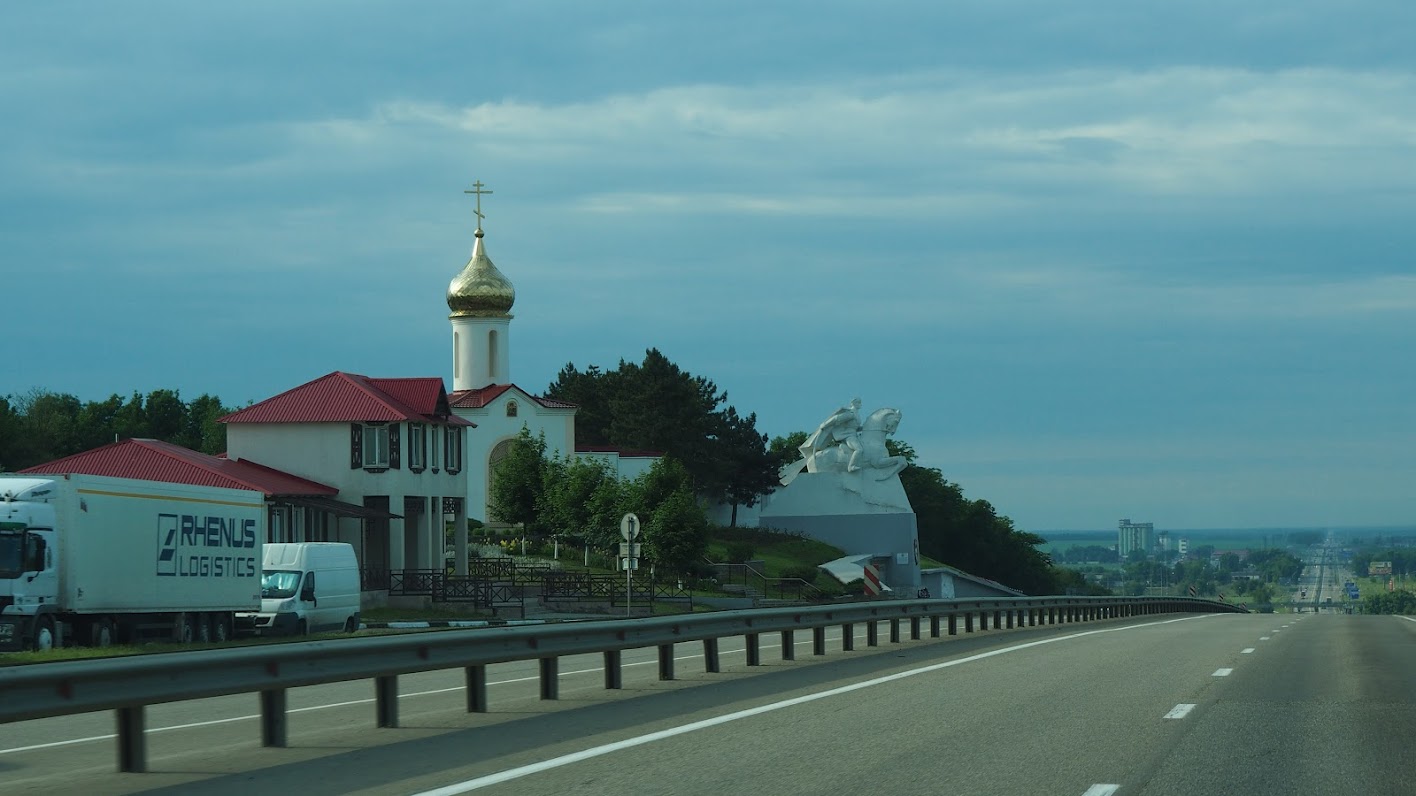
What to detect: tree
<box><xmin>487</xmin><ymin>427</ymin><xmax>548</xmax><ymax>532</ymax></box>
<box><xmin>547</xmin><ymin>349</ymin><xmax>778</xmax><ymax>509</ymax></box>
<box><xmin>539</xmin><ymin>455</ymin><xmax>618</xmax><ymax>545</ymax></box>
<box><xmin>715</xmin><ymin>406</ymin><xmax>779</xmax><ymax>526</ymax></box>
<box><xmin>644</xmin><ymin>486</ymin><xmax>708</xmax><ymax>575</ymax></box>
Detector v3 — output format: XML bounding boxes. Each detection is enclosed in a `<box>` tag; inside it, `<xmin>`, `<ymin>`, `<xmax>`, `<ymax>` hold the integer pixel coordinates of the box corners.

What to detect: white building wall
<box><xmin>451</xmin><ymin>316</ymin><xmax>511</xmax><ymax>391</ymax></box>
<box><xmin>226</xmin><ymin>421</ymin><xmax>469</xmax><ymax>571</ymax></box>
<box><xmin>456</xmin><ymin>388</ymin><xmax>575</xmax><ymax>524</ymax></box>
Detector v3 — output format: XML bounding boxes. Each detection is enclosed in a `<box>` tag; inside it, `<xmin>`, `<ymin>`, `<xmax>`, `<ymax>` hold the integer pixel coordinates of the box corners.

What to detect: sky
<box><xmin>3</xmin><ymin>1</ymin><xmax>1415</xmax><ymax>532</ymax></box>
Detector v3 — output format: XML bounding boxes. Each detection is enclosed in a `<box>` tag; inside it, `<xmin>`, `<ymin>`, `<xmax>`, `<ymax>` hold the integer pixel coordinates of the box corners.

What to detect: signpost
<box><xmin>621</xmin><ymin>513</ymin><xmax>640</xmax><ymax>616</ymax></box>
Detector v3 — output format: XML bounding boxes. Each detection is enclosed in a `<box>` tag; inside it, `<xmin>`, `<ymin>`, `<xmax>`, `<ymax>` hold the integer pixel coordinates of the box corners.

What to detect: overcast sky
<box><xmin>4</xmin><ymin>2</ymin><xmax>1415</xmax><ymax>532</ymax></box>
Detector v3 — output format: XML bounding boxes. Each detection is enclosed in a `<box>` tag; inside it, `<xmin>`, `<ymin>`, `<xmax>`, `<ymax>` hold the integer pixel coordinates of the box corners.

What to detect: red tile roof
<box><xmin>20</xmin><ymin>439</ymin><xmax>338</xmax><ymax>497</ymax></box>
<box><xmin>449</xmin><ymin>383</ymin><xmax>577</xmax><ymax>410</ymax></box>
<box><xmin>221</xmin><ymin>371</ymin><xmax>473</xmax><ymax>426</ymax></box>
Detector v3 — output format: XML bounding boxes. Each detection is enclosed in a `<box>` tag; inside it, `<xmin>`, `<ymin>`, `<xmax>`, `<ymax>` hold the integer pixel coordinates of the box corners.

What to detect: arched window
<box><xmin>506</xmin><ymin>400</ymin><xmax>518</xmax><ymax>418</ymax></box>
<box><xmin>487</xmin><ymin>330</ymin><xmax>498</xmax><ymax>380</ymax></box>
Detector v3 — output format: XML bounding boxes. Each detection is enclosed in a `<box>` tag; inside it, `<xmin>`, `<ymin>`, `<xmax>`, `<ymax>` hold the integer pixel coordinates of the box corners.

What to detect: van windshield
<box><xmin>261</xmin><ymin>570</ymin><xmax>302</xmax><ymax>599</ymax></box>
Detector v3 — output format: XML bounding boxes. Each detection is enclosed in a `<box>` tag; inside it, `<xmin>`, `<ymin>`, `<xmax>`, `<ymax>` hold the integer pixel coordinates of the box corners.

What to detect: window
<box><xmin>409</xmin><ymin>423</ymin><xmax>427</xmax><ymax>472</ymax></box>
<box><xmin>445</xmin><ymin>426</ymin><xmax>463</xmax><ymax>474</ymax></box>
<box><xmin>506</xmin><ymin>400</ymin><xmax>518</xmax><ymax>418</ymax></box>
<box><xmin>362</xmin><ymin>424</ymin><xmax>390</xmax><ymax>468</ymax></box>
<box><xmin>431</xmin><ymin>425</ymin><xmax>441</xmax><ymax>472</ymax></box>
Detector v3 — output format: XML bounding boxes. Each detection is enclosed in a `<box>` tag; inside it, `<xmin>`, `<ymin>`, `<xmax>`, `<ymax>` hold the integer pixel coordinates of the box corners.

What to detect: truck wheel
<box><xmin>32</xmin><ymin>616</ymin><xmax>57</xmax><ymax>651</ymax></box>
<box><xmin>174</xmin><ymin>613</ymin><xmax>195</xmax><ymax>644</ymax></box>
<box><xmin>92</xmin><ymin>619</ymin><xmax>115</xmax><ymax>648</ymax></box>
<box><xmin>196</xmin><ymin>614</ymin><xmax>213</xmax><ymax>644</ymax></box>
<box><xmin>212</xmin><ymin>614</ymin><xmax>231</xmax><ymax>643</ymax></box>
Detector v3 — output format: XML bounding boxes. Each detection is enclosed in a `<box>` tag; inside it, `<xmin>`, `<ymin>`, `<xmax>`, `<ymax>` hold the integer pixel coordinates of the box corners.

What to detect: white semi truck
<box><xmin>0</xmin><ymin>473</ymin><xmax>264</xmax><ymax>651</ymax></box>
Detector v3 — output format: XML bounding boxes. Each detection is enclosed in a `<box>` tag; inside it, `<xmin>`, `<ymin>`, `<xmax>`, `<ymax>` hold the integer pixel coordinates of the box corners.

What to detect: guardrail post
<box><xmin>911</xmin><ymin>616</ymin><xmax>922</xmax><ymax>640</ymax></box>
<box><xmin>964</xmin><ymin>613</ymin><xmax>974</xmax><ymax>633</ymax></box>
<box><xmin>813</xmin><ymin>626</ymin><xmax>827</xmax><ymax>655</ymax></box>
<box><xmin>658</xmin><ymin>644</ymin><xmax>675</xmax><ymax>680</ymax></box>
<box><xmin>867</xmin><ymin>621</ymin><xmax>879</xmax><ymax>647</ymax></box>
<box><xmin>703</xmin><ymin>638</ymin><xmax>720</xmax><ymax>673</ymax></box>
<box><xmin>947</xmin><ymin>614</ymin><xmax>957</xmax><ymax>635</ymax></box>
<box><xmin>604</xmin><ymin>650</ymin><xmax>623</xmax><ymax>688</ymax></box>
<box><xmin>781</xmin><ymin>630</ymin><xmax>795</xmax><ymax>660</ymax></box>
<box><xmin>376</xmin><ymin>675</ymin><xmax>398</xmax><ymax>728</ymax></box>
<box><xmin>889</xmin><ymin>618</ymin><xmax>900</xmax><ymax>644</ymax></box>
<box><xmin>929</xmin><ymin>615</ymin><xmax>940</xmax><ymax>638</ymax></box>
<box><xmin>540</xmin><ymin>657</ymin><xmax>559</xmax><ymax>699</ymax></box>
<box><xmin>1029</xmin><ymin>609</ymin><xmax>1037</xmax><ymax>627</ymax></box>
<box><xmin>116</xmin><ymin>705</ymin><xmax>146</xmax><ymax>773</ymax></box>
<box><xmin>260</xmin><ymin>688</ymin><xmax>287</xmax><ymax>748</ymax></box>
<box><xmin>467</xmin><ymin>665</ymin><xmax>488</xmax><ymax>711</ymax></box>
<box><xmin>842</xmin><ymin>623</ymin><xmax>854</xmax><ymax>650</ymax></box>
<box><xmin>993</xmin><ymin>609</ymin><xmax>1002</xmax><ymax>629</ymax></box>
<box><xmin>746</xmin><ymin>633</ymin><xmax>761</xmax><ymax>665</ymax></box>
<box><xmin>1006</xmin><ymin>610</ymin><xmax>1015</xmax><ymax>629</ymax></box>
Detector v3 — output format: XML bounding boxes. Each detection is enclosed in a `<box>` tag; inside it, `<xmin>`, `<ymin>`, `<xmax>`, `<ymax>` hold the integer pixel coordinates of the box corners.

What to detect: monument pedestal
<box><xmin>759</xmin><ymin>471</ymin><xmax>920</xmax><ymax>594</ymax></box>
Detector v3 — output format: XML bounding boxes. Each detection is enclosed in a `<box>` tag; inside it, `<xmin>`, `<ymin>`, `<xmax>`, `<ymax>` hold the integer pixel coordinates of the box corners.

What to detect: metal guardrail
<box><xmin>0</xmin><ymin>595</ymin><xmax>1241</xmax><ymax>773</ymax></box>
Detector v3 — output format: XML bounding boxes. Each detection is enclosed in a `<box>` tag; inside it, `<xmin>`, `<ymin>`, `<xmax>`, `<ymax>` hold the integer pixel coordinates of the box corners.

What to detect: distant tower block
<box><xmin>1118</xmin><ymin>518</ymin><xmax>1155</xmax><ymax>559</ymax></box>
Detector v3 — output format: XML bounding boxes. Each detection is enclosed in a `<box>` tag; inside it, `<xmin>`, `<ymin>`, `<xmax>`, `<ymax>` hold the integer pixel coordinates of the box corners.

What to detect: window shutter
<box><xmin>389</xmin><ymin>423</ymin><xmax>401</xmax><ymax>469</ymax></box>
<box><xmin>350</xmin><ymin>424</ymin><xmax>363</xmax><ymax>469</ymax></box>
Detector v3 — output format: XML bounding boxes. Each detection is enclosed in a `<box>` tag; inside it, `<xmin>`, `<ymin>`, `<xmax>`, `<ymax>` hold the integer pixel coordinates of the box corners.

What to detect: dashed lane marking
<box><xmin>1082</xmin><ymin>786</ymin><xmax>1120</xmax><ymax>796</ymax></box>
<box><xmin>1241</xmin><ymin>648</ymin><xmax>1255</xmax><ymax>654</ymax></box>
<box><xmin>1213</xmin><ymin>668</ymin><xmax>1234</xmax><ymax>677</ymax></box>
<box><xmin>1163</xmin><ymin>704</ymin><xmax>1196</xmax><ymax>719</ymax></box>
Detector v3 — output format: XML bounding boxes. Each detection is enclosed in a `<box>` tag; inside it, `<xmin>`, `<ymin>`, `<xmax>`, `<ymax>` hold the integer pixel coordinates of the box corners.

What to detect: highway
<box><xmin>3</xmin><ymin>612</ymin><xmax>1416</xmax><ymax>795</ymax></box>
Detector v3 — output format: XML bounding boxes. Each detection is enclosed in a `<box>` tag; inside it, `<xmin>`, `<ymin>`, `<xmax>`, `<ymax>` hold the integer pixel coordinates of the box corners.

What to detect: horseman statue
<box><xmin>780</xmin><ymin>398</ymin><xmax>909</xmax><ymax>486</ymax></box>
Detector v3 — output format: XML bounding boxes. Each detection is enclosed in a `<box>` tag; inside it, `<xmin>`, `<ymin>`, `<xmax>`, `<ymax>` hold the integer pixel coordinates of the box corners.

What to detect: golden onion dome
<box><xmin>447</xmin><ymin>229</ymin><xmax>516</xmax><ymax>318</ymax></box>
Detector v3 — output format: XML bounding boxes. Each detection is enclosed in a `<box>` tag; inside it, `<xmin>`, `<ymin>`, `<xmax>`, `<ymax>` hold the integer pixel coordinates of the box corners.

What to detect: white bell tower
<box><xmin>447</xmin><ymin>181</ymin><xmax>515</xmax><ymax>391</ymax></box>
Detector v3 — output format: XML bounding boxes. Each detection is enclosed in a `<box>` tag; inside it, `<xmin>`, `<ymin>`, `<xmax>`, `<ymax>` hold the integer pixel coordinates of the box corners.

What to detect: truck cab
<box><xmin>0</xmin><ymin>480</ymin><xmax>62</xmax><ymax>650</ymax></box>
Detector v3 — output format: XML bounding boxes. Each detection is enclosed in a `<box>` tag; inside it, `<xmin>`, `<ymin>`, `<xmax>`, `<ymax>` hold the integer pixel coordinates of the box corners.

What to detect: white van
<box><xmin>239</xmin><ymin>543</ymin><xmax>361</xmax><ymax>635</ymax></box>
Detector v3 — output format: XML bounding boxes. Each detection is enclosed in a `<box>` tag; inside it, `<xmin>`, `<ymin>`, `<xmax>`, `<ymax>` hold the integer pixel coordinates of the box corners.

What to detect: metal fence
<box><xmin>0</xmin><ymin>595</ymin><xmax>1244</xmax><ymax>773</ymax></box>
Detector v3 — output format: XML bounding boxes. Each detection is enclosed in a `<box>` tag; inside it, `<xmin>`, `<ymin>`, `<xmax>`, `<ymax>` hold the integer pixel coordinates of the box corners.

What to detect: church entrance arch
<box><xmin>485</xmin><ymin>437</ymin><xmax>515</xmax><ymax>527</ymax></box>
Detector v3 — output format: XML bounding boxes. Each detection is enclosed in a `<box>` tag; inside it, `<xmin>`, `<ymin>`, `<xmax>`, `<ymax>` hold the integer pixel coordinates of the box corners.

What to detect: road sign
<box><xmin>621</xmin><ymin>557</ymin><xmax>639</xmax><ymax>571</ymax></box>
<box><xmin>1187</xmin><ymin>585</ymin><xmax>1197</xmax><ymax>598</ymax></box>
<box><xmin>620</xmin><ymin>513</ymin><xmax>641</xmax><ymax>541</ymax></box>
<box><xmin>619</xmin><ymin>542</ymin><xmax>642</xmax><ymax>558</ymax></box>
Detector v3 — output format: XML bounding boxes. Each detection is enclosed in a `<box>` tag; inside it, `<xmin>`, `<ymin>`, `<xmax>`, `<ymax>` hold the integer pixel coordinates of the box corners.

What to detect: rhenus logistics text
<box><xmin>157</xmin><ymin>513</ymin><xmax>258</xmax><ymax>578</ymax></box>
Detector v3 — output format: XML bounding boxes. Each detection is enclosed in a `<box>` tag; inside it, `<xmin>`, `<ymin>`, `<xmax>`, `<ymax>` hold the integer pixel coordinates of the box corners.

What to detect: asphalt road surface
<box><xmin>3</xmin><ymin>611</ymin><xmax>1415</xmax><ymax>795</ymax></box>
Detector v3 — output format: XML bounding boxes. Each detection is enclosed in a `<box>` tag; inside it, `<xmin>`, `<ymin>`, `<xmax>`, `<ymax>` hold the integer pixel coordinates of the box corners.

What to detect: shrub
<box><xmin>726</xmin><ymin>542</ymin><xmax>756</xmax><ymax>564</ymax></box>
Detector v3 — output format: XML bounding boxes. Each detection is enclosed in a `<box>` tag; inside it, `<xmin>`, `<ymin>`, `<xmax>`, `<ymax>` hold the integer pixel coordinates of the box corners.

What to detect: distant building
<box><xmin>1178</xmin><ymin>537</ymin><xmax>1190</xmax><ymax>556</ymax></box>
<box><xmin>1118</xmin><ymin>518</ymin><xmax>1155</xmax><ymax>559</ymax></box>
<box><xmin>1157</xmin><ymin>530</ymin><xmax>1170</xmax><ymax>551</ymax></box>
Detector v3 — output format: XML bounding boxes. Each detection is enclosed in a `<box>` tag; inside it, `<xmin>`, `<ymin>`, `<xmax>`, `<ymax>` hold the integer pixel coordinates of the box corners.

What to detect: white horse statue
<box><xmin>780</xmin><ymin>402</ymin><xmax>907</xmax><ymax>485</ymax></box>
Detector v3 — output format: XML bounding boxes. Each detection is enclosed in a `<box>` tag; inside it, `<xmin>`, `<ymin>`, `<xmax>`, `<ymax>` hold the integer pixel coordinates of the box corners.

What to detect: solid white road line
<box><xmin>1213</xmin><ymin>668</ymin><xmax>1234</xmax><ymax>677</ymax></box>
<box><xmin>1241</xmin><ymin>648</ymin><xmax>1255</xmax><ymax>654</ymax></box>
<box><xmin>1162</xmin><ymin>704</ymin><xmax>1196</xmax><ymax>719</ymax></box>
<box><xmin>1082</xmin><ymin>785</ymin><xmax>1120</xmax><ymax>796</ymax></box>
<box><xmin>410</xmin><ymin>615</ymin><xmax>1219</xmax><ymax>795</ymax></box>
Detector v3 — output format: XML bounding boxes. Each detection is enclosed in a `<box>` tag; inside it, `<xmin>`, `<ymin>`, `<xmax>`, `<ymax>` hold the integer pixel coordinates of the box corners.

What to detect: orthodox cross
<box><xmin>463</xmin><ymin>181</ymin><xmax>493</xmax><ymax>230</ymax></box>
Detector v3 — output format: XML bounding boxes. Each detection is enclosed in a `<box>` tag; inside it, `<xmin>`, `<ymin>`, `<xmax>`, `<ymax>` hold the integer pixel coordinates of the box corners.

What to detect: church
<box><xmin>443</xmin><ymin>182</ymin><xmax>657</xmax><ymax>526</ymax></box>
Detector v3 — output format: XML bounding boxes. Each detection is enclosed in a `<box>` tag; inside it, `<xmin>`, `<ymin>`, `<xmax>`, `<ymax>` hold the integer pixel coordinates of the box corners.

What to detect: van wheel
<box><xmin>33</xmin><ymin>616</ymin><xmax>57</xmax><ymax>651</ymax></box>
<box><xmin>343</xmin><ymin>616</ymin><xmax>359</xmax><ymax>633</ymax></box>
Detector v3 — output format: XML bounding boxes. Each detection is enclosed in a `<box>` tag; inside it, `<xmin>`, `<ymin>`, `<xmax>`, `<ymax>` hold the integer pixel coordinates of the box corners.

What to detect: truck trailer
<box><xmin>0</xmin><ymin>473</ymin><xmax>264</xmax><ymax>651</ymax></box>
